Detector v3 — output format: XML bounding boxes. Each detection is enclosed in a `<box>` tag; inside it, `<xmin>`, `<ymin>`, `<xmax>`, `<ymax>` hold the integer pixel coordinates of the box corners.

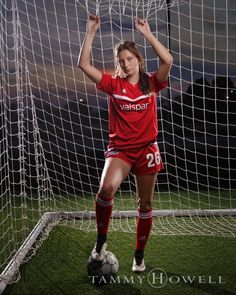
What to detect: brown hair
<box><xmin>114</xmin><ymin>41</ymin><xmax>152</xmax><ymax>95</ymax></box>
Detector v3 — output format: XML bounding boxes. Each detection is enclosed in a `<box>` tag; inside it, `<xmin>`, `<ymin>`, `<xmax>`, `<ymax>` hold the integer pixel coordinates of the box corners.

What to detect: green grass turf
<box><xmin>4</xmin><ymin>226</ymin><xmax>236</xmax><ymax>295</ymax></box>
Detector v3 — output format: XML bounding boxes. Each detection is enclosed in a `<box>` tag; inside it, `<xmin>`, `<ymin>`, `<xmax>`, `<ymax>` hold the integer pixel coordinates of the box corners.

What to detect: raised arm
<box><xmin>78</xmin><ymin>15</ymin><xmax>102</xmax><ymax>84</ymax></box>
<box><xmin>135</xmin><ymin>18</ymin><xmax>173</xmax><ymax>83</ymax></box>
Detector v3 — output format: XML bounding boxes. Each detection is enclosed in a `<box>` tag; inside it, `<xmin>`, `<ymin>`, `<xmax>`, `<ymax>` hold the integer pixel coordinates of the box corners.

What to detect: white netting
<box><xmin>0</xmin><ymin>0</ymin><xmax>236</xmax><ymax>290</ymax></box>
<box><xmin>76</xmin><ymin>0</ymin><xmax>184</xmax><ymax>18</ymax></box>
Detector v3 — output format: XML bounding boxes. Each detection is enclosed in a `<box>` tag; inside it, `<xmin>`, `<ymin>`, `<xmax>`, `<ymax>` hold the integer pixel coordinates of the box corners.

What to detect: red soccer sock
<box><xmin>136</xmin><ymin>208</ymin><xmax>153</xmax><ymax>251</ymax></box>
<box><xmin>95</xmin><ymin>194</ymin><xmax>113</xmax><ymax>235</ymax></box>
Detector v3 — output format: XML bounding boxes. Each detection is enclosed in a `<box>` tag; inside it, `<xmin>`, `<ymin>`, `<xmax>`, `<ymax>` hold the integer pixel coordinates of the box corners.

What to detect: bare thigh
<box><xmin>98</xmin><ymin>157</ymin><xmax>131</xmax><ymax>198</ymax></box>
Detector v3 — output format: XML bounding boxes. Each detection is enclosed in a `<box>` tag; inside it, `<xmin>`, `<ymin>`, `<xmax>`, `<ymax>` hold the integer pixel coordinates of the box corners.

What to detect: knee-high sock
<box><xmin>95</xmin><ymin>194</ymin><xmax>113</xmax><ymax>236</ymax></box>
<box><xmin>136</xmin><ymin>208</ymin><xmax>152</xmax><ymax>251</ymax></box>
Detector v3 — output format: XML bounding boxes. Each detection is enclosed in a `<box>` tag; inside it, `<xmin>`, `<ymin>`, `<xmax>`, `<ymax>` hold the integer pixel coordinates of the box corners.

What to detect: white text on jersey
<box><xmin>119</xmin><ymin>103</ymin><xmax>149</xmax><ymax>111</ymax></box>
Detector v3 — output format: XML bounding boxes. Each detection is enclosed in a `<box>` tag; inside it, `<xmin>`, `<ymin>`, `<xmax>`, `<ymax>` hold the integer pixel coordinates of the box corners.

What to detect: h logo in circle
<box><xmin>148</xmin><ymin>268</ymin><xmax>168</xmax><ymax>288</ymax></box>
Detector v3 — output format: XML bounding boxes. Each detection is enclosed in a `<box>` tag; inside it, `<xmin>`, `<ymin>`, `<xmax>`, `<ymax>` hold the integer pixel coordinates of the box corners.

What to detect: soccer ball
<box><xmin>87</xmin><ymin>251</ymin><xmax>119</xmax><ymax>284</ymax></box>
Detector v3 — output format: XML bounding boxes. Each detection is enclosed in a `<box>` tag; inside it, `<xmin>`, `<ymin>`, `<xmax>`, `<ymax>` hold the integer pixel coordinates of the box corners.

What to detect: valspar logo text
<box><xmin>120</xmin><ymin>102</ymin><xmax>149</xmax><ymax>111</ymax></box>
<box><xmin>147</xmin><ymin>268</ymin><xmax>226</xmax><ymax>289</ymax></box>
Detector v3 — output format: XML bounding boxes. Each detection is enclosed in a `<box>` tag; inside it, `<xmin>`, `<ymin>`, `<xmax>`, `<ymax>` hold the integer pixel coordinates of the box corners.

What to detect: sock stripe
<box><xmin>96</xmin><ymin>196</ymin><xmax>114</xmax><ymax>207</ymax></box>
<box><xmin>138</xmin><ymin>210</ymin><xmax>152</xmax><ymax>219</ymax></box>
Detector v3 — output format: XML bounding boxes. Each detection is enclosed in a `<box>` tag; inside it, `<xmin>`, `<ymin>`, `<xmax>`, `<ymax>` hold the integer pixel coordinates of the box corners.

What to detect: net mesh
<box><xmin>0</xmin><ymin>0</ymin><xmax>236</xmax><ymax>283</ymax></box>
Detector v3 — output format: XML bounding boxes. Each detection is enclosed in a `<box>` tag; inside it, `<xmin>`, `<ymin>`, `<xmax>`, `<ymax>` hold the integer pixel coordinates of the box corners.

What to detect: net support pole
<box><xmin>0</xmin><ymin>213</ymin><xmax>55</xmax><ymax>294</ymax></box>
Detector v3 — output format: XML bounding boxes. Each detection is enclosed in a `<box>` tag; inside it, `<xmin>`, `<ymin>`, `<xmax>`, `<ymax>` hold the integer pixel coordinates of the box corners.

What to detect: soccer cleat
<box><xmin>91</xmin><ymin>242</ymin><xmax>107</xmax><ymax>262</ymax></box>
<box><xmin>132</xmin><ymin>257</ymin><xmax>146</xmax><ymax>272</ymax></box>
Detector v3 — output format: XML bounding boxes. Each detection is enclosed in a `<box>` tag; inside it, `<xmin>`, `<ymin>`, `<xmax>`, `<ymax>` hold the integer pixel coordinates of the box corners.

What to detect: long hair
<box><xmin>114</xmin><ymin>41</ymin><xmax>152</xmax><ymax>95</ymax></box>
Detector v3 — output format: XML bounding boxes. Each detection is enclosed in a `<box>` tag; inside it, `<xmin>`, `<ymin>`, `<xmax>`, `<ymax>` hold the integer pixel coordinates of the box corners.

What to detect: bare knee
<box><xmin>98</xmin><ymin>182</ymin><xmax>116</xmax><ymax>199</ymax></box>
<box><xmin>138</xmin><ymin>198</ymin><xmax>152</xmax><ymax>211</ymax></box>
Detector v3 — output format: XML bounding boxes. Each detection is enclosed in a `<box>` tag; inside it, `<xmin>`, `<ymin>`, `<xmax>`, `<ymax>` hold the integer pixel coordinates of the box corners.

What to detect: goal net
<box><xmin>0</xmin><ymin>0</ymin><xmax>236</xmax><ymax>290</ymax></box>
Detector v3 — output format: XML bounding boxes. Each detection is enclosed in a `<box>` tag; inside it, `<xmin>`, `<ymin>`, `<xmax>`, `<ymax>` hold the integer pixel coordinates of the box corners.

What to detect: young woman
<box><xmin>78</xmin><ymin>15</ymin><xmax>173</xmax><ymax>272</ymax></box>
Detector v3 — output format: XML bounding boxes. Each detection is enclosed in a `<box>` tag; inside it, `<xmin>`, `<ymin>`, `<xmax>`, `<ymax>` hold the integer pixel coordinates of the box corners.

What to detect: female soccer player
<box><xmin>78</xmin><ymin>15</ymin><xmax>173</xmax><ymax>272</ymax></box>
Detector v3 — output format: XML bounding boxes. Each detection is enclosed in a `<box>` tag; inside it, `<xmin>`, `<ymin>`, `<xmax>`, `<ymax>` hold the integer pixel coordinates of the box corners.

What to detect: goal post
<box><xmin>0</xmin><ymin>0</ymin><xmax>236</xmax><ymax>291</ymax></box>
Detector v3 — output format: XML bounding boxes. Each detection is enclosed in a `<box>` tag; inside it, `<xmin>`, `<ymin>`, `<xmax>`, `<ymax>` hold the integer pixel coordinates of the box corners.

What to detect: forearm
<box><xmin>78</xmin><ymin>31</ymin><xmax>96</xmax><ymax>69</ymax></box>
<box><xmin>78</xmin><ymin>15</ymin><xmax>102</xmax><ymax>83</ymax></box>
<box><xmin>143</xmin><ymin>32</ymin><xmax>173</xmax><ymax>65</ymax></box>
<box><xmin>78</xmin><ymin>30</ymin><xmax>102</xmax><ymax>84</ymax></box>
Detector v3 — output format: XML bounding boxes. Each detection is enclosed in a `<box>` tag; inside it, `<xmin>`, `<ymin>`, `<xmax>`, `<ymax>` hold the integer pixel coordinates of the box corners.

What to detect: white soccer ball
<box><xmin>87</xmin><ymin>251</ymin><xmax>119</xmax><ymax>283</ymax></box>
<box><xmin>101</xmin><ymin>251</ymin><xmax>119</xmax><ymax>275</ymax></box>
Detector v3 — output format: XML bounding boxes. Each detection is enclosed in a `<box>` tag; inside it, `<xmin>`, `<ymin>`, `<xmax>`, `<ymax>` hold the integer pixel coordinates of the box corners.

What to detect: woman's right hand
<box><xmin>86</xmin><ymin>15</ymin><xmax>100</xmax><ymax>33</ymax></box>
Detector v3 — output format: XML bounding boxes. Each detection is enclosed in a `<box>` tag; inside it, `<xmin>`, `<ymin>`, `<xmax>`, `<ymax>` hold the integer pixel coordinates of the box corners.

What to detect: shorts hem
<box><xmin>134</xmin><ymin>165</ymin><xmax>164</xmax><ymax>176</ymax></box>
<box><xmin>106</xmin><ymin>153</ymin><xmax>133</xmax><ymax>168</ymax></box>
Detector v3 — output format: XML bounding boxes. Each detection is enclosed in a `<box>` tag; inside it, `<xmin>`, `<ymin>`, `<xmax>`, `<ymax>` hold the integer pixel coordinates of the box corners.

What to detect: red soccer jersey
<box><xmin>96</xmin><ymin>73</ymin><xmax>167</xmax><ymax>150</ymax></box>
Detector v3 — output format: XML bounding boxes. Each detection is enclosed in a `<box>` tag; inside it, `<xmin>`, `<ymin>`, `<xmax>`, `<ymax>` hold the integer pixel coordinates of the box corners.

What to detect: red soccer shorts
<box><xmin>105</xmin><ymin>142</ymin><xmax>164</xmax><ymax>176</ymax></box>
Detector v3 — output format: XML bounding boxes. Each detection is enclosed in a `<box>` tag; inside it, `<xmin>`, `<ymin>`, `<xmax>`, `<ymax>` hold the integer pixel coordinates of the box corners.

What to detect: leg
<box><xmin>93</xmin><ymin>157</ymin><xmax>131</xmax><ymax>260</ymax></box>
<box><xmin>96</xmin><ymin>156</ymin><xmax>131</xmax><ymax>235</ymax></box>
<box><xmin>136</xmin><ymin>172</ymin><xmax>157</xmax><ymax>211</ymax></box>
<box><xmin>132</xmin><ymin>172</ymin><xmax>157</xmax><ymax>271</ymax></box>
<box><xmin>98</xmin><ymin>156</ymin><xmax>131</xmax><ymax>198</ymax></box>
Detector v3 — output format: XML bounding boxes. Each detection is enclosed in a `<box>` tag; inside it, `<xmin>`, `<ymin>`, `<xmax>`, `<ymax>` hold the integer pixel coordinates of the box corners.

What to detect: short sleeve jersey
<box><xmin>96</xmin><ymin>73</ymin><xmax>167</xmax><ymax>150</ymax></box>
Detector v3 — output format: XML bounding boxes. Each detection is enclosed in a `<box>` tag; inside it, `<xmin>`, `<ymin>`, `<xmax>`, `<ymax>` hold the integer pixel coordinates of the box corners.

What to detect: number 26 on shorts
<box><xmin>146</xmin><ymin>152</ymin><xmax>161</xmax><ymax>168</ymax></box>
